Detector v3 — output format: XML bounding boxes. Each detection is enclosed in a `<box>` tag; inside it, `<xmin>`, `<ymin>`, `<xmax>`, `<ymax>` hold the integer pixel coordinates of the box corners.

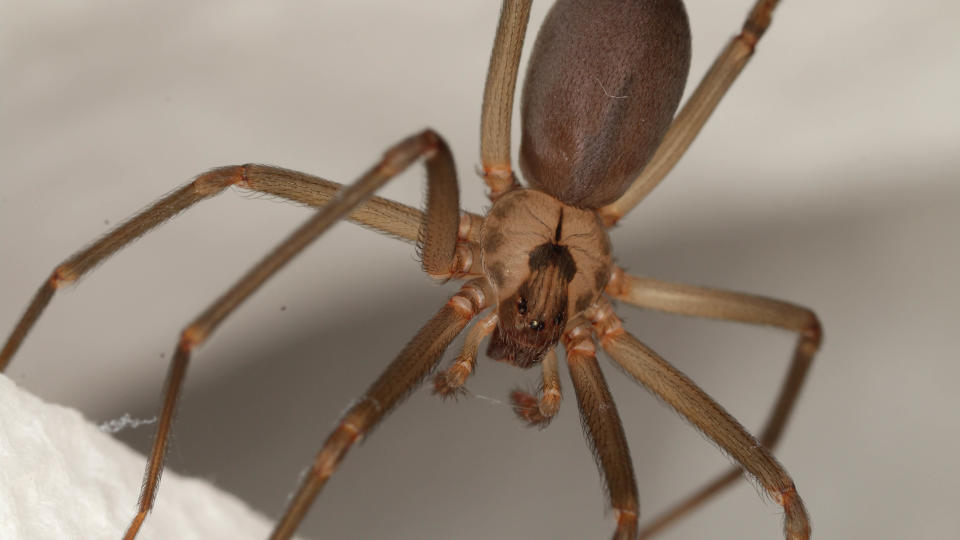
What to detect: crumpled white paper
<box><xmin>0</xmin><ymin>374</ymin><xmax>274</xmax><ymax>540</ymax></box>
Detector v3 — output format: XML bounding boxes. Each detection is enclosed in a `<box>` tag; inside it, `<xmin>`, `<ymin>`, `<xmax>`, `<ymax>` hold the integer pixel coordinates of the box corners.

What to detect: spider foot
<box><xmin>510</xmin><ymin>388</ymin><xmax>558</xmax><ymax>428</ymax></box>
<box><xmin>432</xmin><ymin>370</ymin><xmax>469</xmax><ymax>400</ymax></box>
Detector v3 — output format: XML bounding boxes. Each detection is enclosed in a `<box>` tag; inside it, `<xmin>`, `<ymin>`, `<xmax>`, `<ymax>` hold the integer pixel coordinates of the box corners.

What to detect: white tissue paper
<box><xmin>0</xmin><ymin>374</ymin><xmax>274</xmax><ymax>540</ymax></box>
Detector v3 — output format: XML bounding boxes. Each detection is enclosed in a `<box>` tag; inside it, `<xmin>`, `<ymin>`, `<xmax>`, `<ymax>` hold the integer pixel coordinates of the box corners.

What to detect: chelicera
<box><xmin>1</xmin><ymin>1</ymin><xmax>821</xmax><ymax>539</ymax></box>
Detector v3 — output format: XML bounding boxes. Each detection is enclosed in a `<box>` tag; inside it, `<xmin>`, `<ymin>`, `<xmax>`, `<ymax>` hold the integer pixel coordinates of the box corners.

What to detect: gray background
<box><xmin>2</xmin><ymin>1</ymin><xmax>958</xmax><ymax>539</ymax></box>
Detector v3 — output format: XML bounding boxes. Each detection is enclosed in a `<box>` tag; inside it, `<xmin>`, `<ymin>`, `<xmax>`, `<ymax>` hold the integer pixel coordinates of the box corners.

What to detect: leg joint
<box><xmin>425</xmin><ymin>243</ymin><xmax>476</xmax><ymax>281</ymax></box>
<box><xmin>775</xmin><ymin>483</ymin><xmax>798</xmax><ymax>506</ymax></box>
<box><xmin>481</xmin><ymin>167</ymin><xmax>516</xmax><ymax>201</ymax></box>
<box><xmin>803</xmin><ymin>314</ymin><xmax>823</xmax><ymax>349</ymax></box>
<box><xmin>339</xmin><ymin>420</ymin><xmax>363</xmax><ymax>440</ymax></box>
<box><xmin>178</xmin><ymin>326</ymin><xmax>205</xmax><ymax>351</ymax></box>
<box><xmin>741</xmin><ymin>0</ymin><xmax>779</xmax><ymax>47</ymax></box>
<box><xmin>447</xmin><ymin>295</ymin><xmax>476</xmax><ymax>317</ymax></box>
<box><xmin>458</xmin><ymin>213</ymin><xmax>483</xmax><ymax>243</ymax></box>
<box><xmin>453</xmin><ymin>279</ymin><xmax>492</xmax><ymax>314</ymax></box>
<box><xmin>49</xmin><ymin>265</ymin><xmax>76</xmax><ymax>288</ymax></box>
<box><xmin>417</xmin><ymin>128</ymin><xmax>442</xmax><ymax>153</ymax></box>
<box><xmin>604</xmin><ymin>266</ymin><xmax>629</xmax><ymax>297</ymax></box>
<box><xmin>192</xmin><ymin>165</ymin><xmax>247</xmax><ymax>195</ymax></box>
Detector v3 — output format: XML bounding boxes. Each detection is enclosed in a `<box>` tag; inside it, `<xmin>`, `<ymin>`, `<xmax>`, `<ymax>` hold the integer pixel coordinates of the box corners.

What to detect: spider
<box><xmin>1</xmin><ymin>0</ymin><xmax>821</xmax><ymax>539</ymax></box>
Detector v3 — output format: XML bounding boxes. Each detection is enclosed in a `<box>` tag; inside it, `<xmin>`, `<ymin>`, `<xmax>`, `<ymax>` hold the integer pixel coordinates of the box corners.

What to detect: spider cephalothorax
<box><xmin>481</xmin><ymin>188</ymin><xmax>612</xmax><ymax>368</ymax></box>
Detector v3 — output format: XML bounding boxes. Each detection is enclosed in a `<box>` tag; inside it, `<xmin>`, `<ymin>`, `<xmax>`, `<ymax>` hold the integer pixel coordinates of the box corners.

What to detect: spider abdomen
<box><xmin>519</xmin><ymin>0</ymin><xmax>691</xmax><ymax>209</ymax></box>
<box><xmin>480</xmin><ymin>189</ymin><xmax>611</xmax><ymax>367</ymax></box>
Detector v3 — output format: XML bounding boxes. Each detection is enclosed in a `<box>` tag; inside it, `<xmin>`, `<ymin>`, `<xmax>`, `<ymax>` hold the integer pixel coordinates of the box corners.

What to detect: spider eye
<box><xmin>517</xmin><ymin>297</ymin><xmax>527</xmax><ymax>314</ymax></box>
<box><xmin>529</xmin><ymin>319</ymin><xmax>544</xmax><ymax>331</ymax></box>
<box><xmin>554</xmin><ymin>313</ymin><xmax>564</xmax><ymax>326</ymax></box>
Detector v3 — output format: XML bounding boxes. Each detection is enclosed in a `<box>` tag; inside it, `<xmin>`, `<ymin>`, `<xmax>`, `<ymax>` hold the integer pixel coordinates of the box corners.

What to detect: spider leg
<box><xmin>564</xmin><ymin>321</ymin><xmax>639</xmax><ymax>540</ymax></box>
<box><xmin>604</xmin><ymin>268</ymin><xmax>820</xmax><ymax>537</ymax></box>
<box><xmin>271</xmin><ymin>278</ymin><xmax>492</xmax><ymax>540</ymax></box>
<box><xmin>480</xmin><ymin>0</ymin><xmax>532</xmax><ymax>199</ymax></box>
<box><xmin>599</xmin><ymin>0</ymin><xmax>783</xmax><ymax>226</ymax></box>
<box><xmin>510</xmin><ymin>347</ymin><xmax>562</xmax><ymax>427</ymax></box>
<box><xmin>1</xmin><ymin>172</ymin><xmax>234</xmax><ymax>372</ymax></box>
<box><xmin>0</xmin><ymin>145</ymin><xmax>486</xmax><ymax>372</ymax></box>
<box><xmin>433</xmin><ymin>310</ymin><xmax>498</xmax><ymax>397</ymax></box>
<box><xmin>591</xmin><ymin>301</ymin><xmax>810</xmax><ymax>540</ymax></box>
<box><xmin>120</xmin><ymin>129</ymin><xmax>467</xmax><ymax>539</ymax></box>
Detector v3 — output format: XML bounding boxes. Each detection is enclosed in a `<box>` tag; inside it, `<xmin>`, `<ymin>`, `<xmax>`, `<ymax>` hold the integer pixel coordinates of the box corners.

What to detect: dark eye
<box><xmin>554</xmin><ymin>313</ymin><xmax>564</xmax><ymax>326</ymax></box>
<box><xmin>529</xmin><ymin>320</ymin><xmax>544</xmax><ymax>331</ymax></box>
<box><xmin>517</xmin><ymin>297</ymin><xmax>527</xmax><ymax>314</ymax></box>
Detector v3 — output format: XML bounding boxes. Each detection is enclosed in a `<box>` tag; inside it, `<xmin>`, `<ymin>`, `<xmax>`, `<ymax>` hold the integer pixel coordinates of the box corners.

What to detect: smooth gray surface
<box><xmin>2</xmin><ymin>1</ymin><xmax>958</xmax><ymax>539</ymax></box>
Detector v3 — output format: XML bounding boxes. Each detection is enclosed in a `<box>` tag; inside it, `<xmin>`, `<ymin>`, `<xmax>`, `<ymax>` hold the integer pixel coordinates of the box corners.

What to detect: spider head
<box><xmin>487</xmin><ymin>242</ymin><xmax>575</xmax><ymax>368</ymax></box>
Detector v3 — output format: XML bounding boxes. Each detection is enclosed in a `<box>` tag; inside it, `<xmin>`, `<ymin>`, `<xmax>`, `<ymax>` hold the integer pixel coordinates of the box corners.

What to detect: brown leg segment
<box><xmin>591</xmin><ymin>301</ymin><xmax>810</xmax><ymax>540</ymax></box>
<box><xmin>565</xmin><ymin>323</ymin><xmax>639</xmax><ymax>540</ymax></box>
<box><xmin>121</xmin><ymin>130</ymin><xmax>467</xmax><ymax>539</ymax></box>
<box><xmin>480</xmin><ymin>0</ymin><xmax>532</xmax><ymax>199</ymax></box>
<box><xmin>606</xmin><ymin>269</ymin><xmax>821</xmax><ymax>537</ymax></box>
<box><xmin>510</xmin><ymin>348</ymin><xmax>562</xmax><ymax>427</ymax></box>
<box><xmin>244</xmin><ymin>165</ymin><xmax>426</xmax><ymax>243</ymax></box>
<box><xmin>598</xmin><ymin>0</ymin><xmax>782</xmax><ymax>226</ymax></box>
<box><xmin>417</xmin><ymin>133</ymin><xmax>462</xmax><ymax>278</ymax></box>
<box><xmin>270</xmin><ymin>278</ymin><xmax>492</xmax><ymax>540</ymax></box>
<box><xmin>1</xmin><ymin>171</ymin><xmax>234</xmax><ymax>371</ymax></box>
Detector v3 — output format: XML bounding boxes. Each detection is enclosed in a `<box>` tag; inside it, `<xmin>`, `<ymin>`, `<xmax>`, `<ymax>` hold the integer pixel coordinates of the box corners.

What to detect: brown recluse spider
<box><xmin>1</xmin><ymin>1</ymin><xmax>821</xmax><ymax>539</ymax></box>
